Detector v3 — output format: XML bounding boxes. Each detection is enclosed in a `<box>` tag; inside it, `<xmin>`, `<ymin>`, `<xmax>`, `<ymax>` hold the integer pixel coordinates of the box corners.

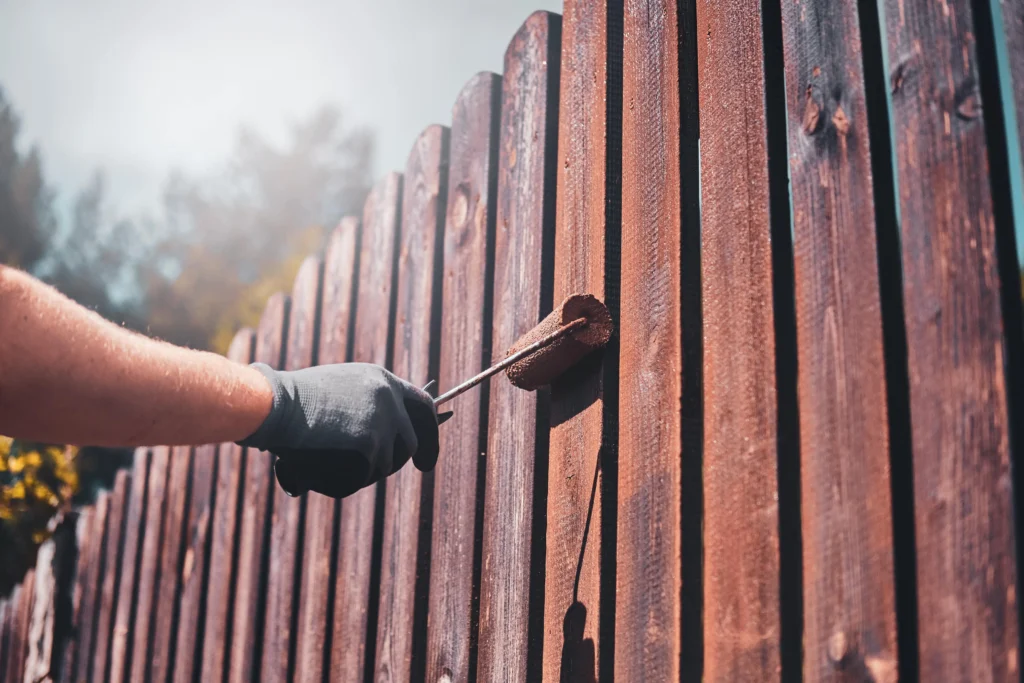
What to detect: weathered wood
<box><xmin>0</xmin><ymin>599</ymin><xmax>9</xmax><ymax>677</ymax></box>
<box><xmin>59</xmin><ymin>506</ymin><xmax>95</xmax><ymax>683</ymax></box>
<box><xmin>127</xmin><ymin>445</ymin><xmax>171</xmax><ymax>683</ymax></box>
<box><xmin>884</xmin><ymin>0</ymin><xmax>1019</xmax><ymax>678</ymax></box>
<box><xmin>171</xmin><ymin>442</ymin><xmax>216</xmax><ymax>683</ymax></box>
<box><xmin>295</xmin><ymin>219</ymin><xmax>359</xmax><ymax>683</ymax></box>
<box><xmin>543</xmin><ymin>0</ymin><xmax>621</xmax><ymax>680</ymax></box>
<box><xmin>696</xmin><ymin>0</ymin><xmax>781</xmax><ymax>679</ymax></box>
<box><xmin>425</xmin><ymin>71</ymin><xmax>501</xmax><ymax>683</ymax></box>
<box><xmin>108</xmin><ymin>449</ymin><xmax>150</xmax><ymax>683</ymax></box>
<box><xmin>230</xmin><ymin>293</ymin><xmax>289</xmax><ymax>683</ymax></box>
<box><xmin>10</xmin><ymin>570</ymin><xmax>35</xmax><ymax>683</ymax></box>
<box><xmin>1002</xmin><ymin>0</ymin><xmax>1024</xmax><ymax>177</ymax></box>
<box><xmin>372</xmin><ymin>125</ymin><xmax>449</xmax><ymax>683</ymax></box>
<box><xmin>149</xmin><ymin>445</ymin><xmax>195</xmax><ymax>683</ymax></box>
<box><xmin>331</xmin><ymin>173</ymin><xmax>403</xmax><ymax>683</ymax></box>
<box><xmin>617</xmin><ymin>0</ymin><xmax>687</xmax><ymax>677</ymax></box>
<box><xmin>200</xmin><ymin>329</ymin><xmax>254</xmax><ymax>683</ymax></box>
<box><xmin>27</xmin><ymin>515</ymin><xmax>78</xmax><ymax>683</ymax></box>
<box><xmin>88</xmin><ymin>470</ymin><xmax>130</xmax><ymax>683</ymax></box>
<box><xmin>779</xmin><ymin>0</ymin><xmax>899</xmax><ymax>678</ymax></box>
<box><xmin>477</xmin><ymin>13</ymin><xmax>559</xmax><ymax>682</ymax></box>
<box><xmin>262</xmin><ymin>256</ymin><xmax>322</xmax><ymax>683</ymax></box>
<box><xmin>75</xmin><ymin>493</ymin><xmax>110</xmax><ymax>683</ymax></box>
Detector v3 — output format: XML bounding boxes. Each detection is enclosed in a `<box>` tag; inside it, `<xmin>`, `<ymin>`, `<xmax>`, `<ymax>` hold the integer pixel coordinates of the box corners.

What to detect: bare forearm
<box><xmin>0</xmin><ymin>266</ymin><xmax>272</xmax><ymax>447</ymax></box>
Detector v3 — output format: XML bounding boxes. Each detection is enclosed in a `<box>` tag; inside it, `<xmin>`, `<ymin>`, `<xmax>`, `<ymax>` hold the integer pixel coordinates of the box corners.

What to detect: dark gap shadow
<box><xmin>677</xmin><ymin>0</ymin><xmax>704</xmax><ymax>679</ymax></box>
<box><xmin>858</xmin><ymin>0</ymin><xmax>920</xmax><ymax>679</ymax></box>
<box><xmin>761</xmin><ymin>0</ymin><xmax>803</xmax><ymax>678</ymax></box>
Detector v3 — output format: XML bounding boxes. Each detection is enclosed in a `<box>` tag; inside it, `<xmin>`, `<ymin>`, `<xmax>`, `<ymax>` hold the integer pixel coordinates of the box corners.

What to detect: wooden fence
<box><xmin>3</xmin><ymin>0</ymin><xmax>1024</xmax><ymax>680</ymax></box>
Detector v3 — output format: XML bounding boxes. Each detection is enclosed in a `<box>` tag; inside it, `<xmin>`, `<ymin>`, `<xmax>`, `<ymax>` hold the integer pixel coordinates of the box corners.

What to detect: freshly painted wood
<box><xmin>373</xmin><ymin>124</ymin><xmax>449</xmax><ymax>683</ymax></box>
<box><xmin>331</xmin><ymin>174</ymin><xmax>403</xmax><ymax>683</ymax></box>
<box><xmin>263</xmin><ymin>256</ymin><xmax>322</xmax><ymax>683</ymax></box>
<box><xmin>75</xmin><ymin>493</ymin><xmax>110</xmax><ymax>683</ymax></box>
<box><xmin>543</xmin><ymin>0</ymin><xmax>621</xmax><ymax>680</ymax></box>
<box><xmin>230</xmin><ymin>293</ymin><xmax>289</xmax><ymax>683</ymax></box>
<box><xmin>88</xmin><ymin>470</ymin><xmax>130</xmax><ymax>683</ymax></box>
<box><xmin>617</xmin><ymin>0</ymin><xmax>686</xmax><ymax>678</ymax></box>
<box><xmin>149</xmin><ymin>445</ymin><xmax>195</xmax><ymax>683</ymax></box>
<box><xmin>425</xmin><ymin>71</ymin><xmax>502</xmax><ymax>683</ymax></box>
<box><xmin>200</xmin><ymin>329</ymin><xmax>254</xmax><ymax>683</ymax></box>
<box><xmin>884</xmin><ymin>0</ymin><xmax>1019</xmax><ymax>678</ymax></box>
<box><xmin>295</xmin><ymin>219</ymin><xmax>359</xmax><ymax>683</ymax></box>
<box><xmin>108</xmin><ymin>449</ymin><xmax>150</xmax><ymax>683</ymax></box>
<box><xmin>779</xmin><ymin>0</ymin><xmax>899</xmax><ymax>678</ymax></box>
<box><xmin>172</xmin><ymin>442</ymin><xmax>218</xmax><ymax>683</ymax></box>
<box><xmin>696</xmin><ymin>0</ymin><xmax>781</xmax><ymax>679</ymax></box>
<box><xmin>477</xmin><ymin>12</ymin><xmax>559</xmax><ymax>682</ymax></box>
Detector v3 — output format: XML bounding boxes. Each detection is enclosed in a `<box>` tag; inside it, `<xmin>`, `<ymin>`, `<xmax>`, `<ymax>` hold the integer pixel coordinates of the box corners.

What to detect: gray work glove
<box><xmin>237</xmin><ymin>362</ymin><xmax>440</xmax><ymax>499</ymax></box>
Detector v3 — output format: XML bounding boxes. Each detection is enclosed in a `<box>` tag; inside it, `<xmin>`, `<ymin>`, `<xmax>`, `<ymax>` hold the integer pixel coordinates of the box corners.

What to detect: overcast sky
<box><xmin>0</xmin><ymin>0</ymin><xmax>560</xmax><ymax>217</ymax></box>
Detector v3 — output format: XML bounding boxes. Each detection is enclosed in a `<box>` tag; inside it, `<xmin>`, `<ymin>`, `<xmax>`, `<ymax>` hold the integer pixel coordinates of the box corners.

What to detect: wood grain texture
<box><xmin>294</xmin><ymin>219</ymin><xmax>358</xmax><ymax>683</ymax></box>
<box><xmin>172</xmin><ymin>442</ymin><xmax>218</xmax><ymax>683</ymax></box>
<box><xmin>332</xmin><ymin>174</ymin><xmax>403</xmax><ymax>683</ymax></box>
<box><xmin>59</xmin><ymin>507</ymin><xmax>94</xmax><ymax>683</ymax></box>
<box><xmin>8</xmin><ymin>570</ymin><xmax>34</xmax><ymax>683</ymax></box>
<box><xmin>149</xmin><ymin>445</ymin><xmax>195</xmax><ymax>683</ymax></box>
<box><xmin>425</xmin><ymin>71</ymin><xmax>501</xmax><ymax>683</ymax></box>
<box><xmin>884</xmin><ymin>0</ymin><xmax>1019</xmax><ymax>678</ymax></box>
<box><xmin>477</xmin><ymin>13</ymin><xmax>559</xmax><ymax>682</ymax></box>
<box><xmin>128</xmin><ymin>446</ymin><xmax>171</xmax><ymax>683</ymax></box>
<box><xmin>88</xmin><ymin>470</ymin><xmax>130</xmax><ymax>683</ymax></box>
<box><xmin>108</xmin><ymin>449</ymin><xmax>149</xmax><ymax>683</ymax></box>
<box><xmin>779</xmin><ymin>0</ymin><xmax>899</xmax><ymax>679</ymax></box>
<box><xmin>618</xmin><ymin>0</ymin><xmax>684</xmax><ymax>678</ymax></box>
<box><xmin>26</xmin><ymin>522</ymin><xmax>77</xmax><ymax>683</ymax></box>
<box><xmin>373</xmin><ymin>124</ymin><xmax>448</xmax><ymax>683</ymax></box>
<box><xmin>263</xmin><ymin>256</ymin><xmax>322</xmax><ymax>683</ymax></box>
<box><xmin>1002</xmin><ymin>0</ymin><xmax>1024</xmax><ymax>176</ymax></box>
<box><xmin>230</xmin><ymin>293</ymin><xmax>289</xmax><ymax>683</ymax></box>
<box><xmin>0</xmin><ymin>599</ymin><xmax>8</xmax><ymax>677</ymax></box>
<box><xmin>696</xmin><ymin>0</ymin><xmax>781</xmax><ymax>679</ymax></box>
<box><xmin>200</xmin><ymin>328</ymin><xmax>254</xmax><ymax>683</ymax></box>
<box><xmin>543</xmin><ymin>0</ymin><xmax>620</xmax><ymax>680</ymax></box>
<box><xmin>74</xmin><ymin>493</ymin><xmax>110</xmax><ymax>683</ymax></box>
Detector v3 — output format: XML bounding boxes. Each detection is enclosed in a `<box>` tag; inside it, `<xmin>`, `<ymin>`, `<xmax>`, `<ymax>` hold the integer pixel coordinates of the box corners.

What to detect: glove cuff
<box><xmin>236</xmin><ymin>362</ymin><xmax>289</xmax><ymax>450</ymax></box>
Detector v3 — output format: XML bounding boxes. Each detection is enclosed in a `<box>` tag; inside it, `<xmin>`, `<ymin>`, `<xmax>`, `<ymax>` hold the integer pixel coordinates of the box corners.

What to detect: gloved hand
<box><xmin>237</xmin><ymin>362</ymin><xmax>440</xmax><ymax>499</ymax></box>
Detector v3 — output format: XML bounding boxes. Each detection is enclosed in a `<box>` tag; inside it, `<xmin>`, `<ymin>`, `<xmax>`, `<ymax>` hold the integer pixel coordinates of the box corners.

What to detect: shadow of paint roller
<box><xmin>430</xmin><ymin>293</ymin><xmax>614</xmax><ymax>417</ymax></box>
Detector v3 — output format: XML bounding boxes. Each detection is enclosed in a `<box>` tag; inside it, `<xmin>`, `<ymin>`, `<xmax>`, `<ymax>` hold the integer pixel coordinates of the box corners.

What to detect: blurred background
<box><xmin>0</xmin><ymin>0</ymin><xmax>558</xmax><ymax>596</ymax></box>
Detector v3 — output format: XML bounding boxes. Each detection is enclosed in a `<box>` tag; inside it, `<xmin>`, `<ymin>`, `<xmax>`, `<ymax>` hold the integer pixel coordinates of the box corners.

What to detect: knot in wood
<box><xmin>827</xmin><ymin>630</ymin><xmax>849</xmax><ymax>666</ymax></box>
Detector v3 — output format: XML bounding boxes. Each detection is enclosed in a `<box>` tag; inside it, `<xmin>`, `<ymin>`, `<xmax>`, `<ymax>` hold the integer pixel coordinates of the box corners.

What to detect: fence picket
<box><xmin>75</xmin><ymin>493</ymin><xmax>110</xmax><ymax>683</ymax></box>
<box><xmin>88</xmin><ymin>470</ymin><xmax>130</xmax><ymax>683</ymax></box>
<box><xmin>230</xmin><ymin>293</ymin><xmax>289</xmax><ymax>683</ymax></box>
<box><xmin>372</xmin><ymin>124</ymin><xmax>449</xmax><ymax>683</ymax></box>
<box><xmin>425</xmin><ymin>71</ymin><xmax>502</xmax><ymax>683</ymax></box>
<box><xmin>331</xmin><ymin>174</ymin><xmax>403</xmax><ymax>683</ymax></box>
<box><xmin>200</xmin><ymin>328</ymin><xmax>254</xmax><ymax>683</ymax></box>
<box><xmin>477</xmin><ymin>13</ymin><xmax>559</xmax><ymax>682</ymax></box>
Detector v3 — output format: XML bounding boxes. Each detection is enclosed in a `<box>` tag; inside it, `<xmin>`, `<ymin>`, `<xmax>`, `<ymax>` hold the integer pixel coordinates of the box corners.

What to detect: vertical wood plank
<box><xmin>543</xmin><ymin>0</ymin><xmax>622</xmax><ymax>680</ymax></box>
<box><xmin>200</xmin><ymin>329</ymin><xmax>254</xmax><ymax>683</ymax></box>
<box><xmin>373</xmin><ymin>124</ymin><xmax>448</xmax><ymax>683</ymax></box>
<box><xmin>11</xmin><ymin>570</ymin><xmax>35</xmax><ymax>683</ymax></box>
<box><xmin>617</xmin><ymin>0</ymin><xmax>685</xmax><ymax>678</ymax></box>
<box><xmin>1002</xmin><ymin>0</ymin><xmax>1024</xmax><ymax>174</ymax></box>
<box><xmin>425</xmin><ymin>72</ymin><xmax>502</xmax><ymax>683</ymax></box>
<box><xmin>89</xmin><ymin>470</ymin><xmax>130</xmax><ymax>683</ymax></box>
<box><xmin>4</xmin><ymin>588</ymin><xmax>21</xmax><ymax>683</ymax></box>
<box><xmin>295</xmin><ymin>219</ymin><xmax>359</xmax><ymax>683</ymax></box>
<box><xmin>149</xmin><ymin>445</ymin><xmax>195</xmax><ymax>683</ymax></box>
<box><xmin>108</xmin><ymin>449</ymin><xmax>150</xmax><ymax>683</ymax></box>
<box><xmin>696</xmin><ymin>0</ymin><xmax>781</xmax><ymax>679</ymax></box>
<box><xmin>262</xmin><ymin>256</ymin><xmax>322</xmax><ymax>683</ymax></box>
<box><xmin>477</xmin><ymin>12</ymin><xmax>559</xmax><ymax>682</ymax></box>
<box><xmin>75</xmin><ymin>493</ymin><xmax>110</xmax><ymax>683</ymax></box>
<box><xmin>29</xmin><ymin>515</ymin><xmax>79</xmax><ymax>683</ymax></box>
<box><xmin>230</xmin><ymin>293</ymin><xmax>289</xmax><ymax>683</ymax></box>
<box><xmin>60</xmin><ymin>507</ymin><xmax>95</xmax><ymax>683</ymax></box>
<box><xmin>884</xmin><ymin>0</ymin><xmax>1019</xmax><ymax>678</ymax></box>
<box><xmin>331</xmin><ymin>173</ymin><xmax>403</xmax><ymax>683</ymax></box>
<box><xmin>128</xmin><ymin>446</ymin><xmax>171</xmax><ymax>683</ymax></box>
<box><xmin>171</xmin><ymin>441</ymin><xmax>217</xmax><ymax>683</ymax></box>
<box><xmin>0</xmin><ymin>599</ymin><xmax>8</xmax><ymax>677</ymax></box>
<box><xmin>779</xmin><ymin>0</ymin><xmax>900</xmax><ymax>678</ymax></box>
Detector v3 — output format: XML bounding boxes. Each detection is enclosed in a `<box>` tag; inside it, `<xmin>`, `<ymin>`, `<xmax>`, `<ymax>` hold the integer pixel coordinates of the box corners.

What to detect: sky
<box><xmin>0</xmin><ymin>0</ymin><xmax>561</xmax><ymax>218</ymax></box>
